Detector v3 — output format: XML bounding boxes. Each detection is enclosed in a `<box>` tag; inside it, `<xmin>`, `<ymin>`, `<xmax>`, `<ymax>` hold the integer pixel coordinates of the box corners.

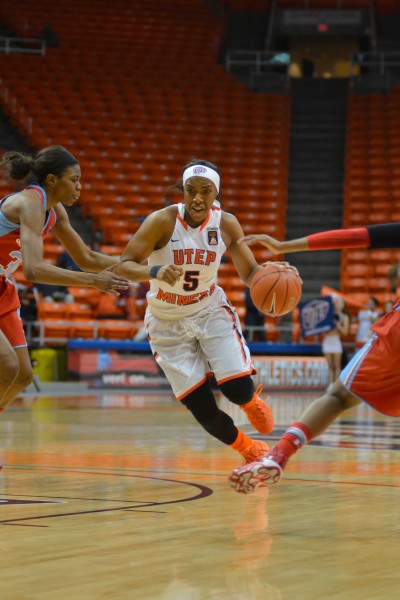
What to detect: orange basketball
<box><xmin>250</xmin><ymin>264</ymin><xmax>302</xmax><ymax>317</ymax></box>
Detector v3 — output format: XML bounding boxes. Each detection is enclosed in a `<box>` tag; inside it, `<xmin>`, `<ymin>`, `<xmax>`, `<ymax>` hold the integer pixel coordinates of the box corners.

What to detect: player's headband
<box><xmin>182</xmin><ymin>165</ymin><xmax>220</xmax><ymax>193</ymax></box>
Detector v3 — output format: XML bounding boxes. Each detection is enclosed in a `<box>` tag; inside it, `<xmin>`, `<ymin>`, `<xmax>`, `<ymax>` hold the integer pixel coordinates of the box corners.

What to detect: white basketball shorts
<box><xmin>144</xmin><ymin>288</ymin><xmax>256</xmax><ymax>400</ymax></box>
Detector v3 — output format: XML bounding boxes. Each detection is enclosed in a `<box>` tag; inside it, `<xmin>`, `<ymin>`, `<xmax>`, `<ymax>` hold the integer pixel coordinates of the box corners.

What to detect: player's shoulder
<box><xmin>141</xmin><ymin>204</ymin><xmax>178</xmax><ymax>231</ymax></box>
<box><xmin>144</xmin><ymin>205</ymin><xmax>178</xmax><ymax>227</ymax></box>
<box><xmin>220</xmin><ymin>209</ymin><xmax>241</xmax><ymax>231</ymax></box>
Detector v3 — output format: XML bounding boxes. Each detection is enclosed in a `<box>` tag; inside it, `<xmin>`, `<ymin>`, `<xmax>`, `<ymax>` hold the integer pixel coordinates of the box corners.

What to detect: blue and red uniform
<box><xmin>308</xmin><ymin>224</ymin><xmax>400</xmax><ymax>416</ymax></box>
<box><xmin>0</xmin><ymin>184</ymin><xmax>56</xmax><ymax>348</ymax></box>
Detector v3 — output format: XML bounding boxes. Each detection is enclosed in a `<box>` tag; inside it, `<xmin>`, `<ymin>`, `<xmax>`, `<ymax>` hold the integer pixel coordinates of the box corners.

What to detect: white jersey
<box><xmin>147</xmin><ymin>203</ymin><xmax>227</xmax><ymax>320</ymax></box>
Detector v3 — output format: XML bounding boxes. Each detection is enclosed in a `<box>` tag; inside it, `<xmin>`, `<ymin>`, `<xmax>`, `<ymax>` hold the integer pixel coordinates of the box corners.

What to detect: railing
<box><xmin>226</xmin><ymin>50</ymin><xmax>290</xmax><ymax>90</ymax></box>
<box><xmin>226</xmin><ymin>50</ymin><xmax>290</xmax><ymax>73</ymax></box>
<box><xmin>0</xmin><ymin>36</ymin><xmax>46</xmax><ymax>55</ymax></box>
<box><xmin>275</xmin><ymin>0</ymin><xmax>371</xmax><ymax>7</ymax></box>
<box><xmin>350</xmin><ymin>51</ymin><xmax>400</xmax><ymax>76</ymax></box>
<box><xmin>24</xmin><ymin>320</ymin><xmax>317</xmax><ymax>347</ymax></box>
<box><xmin>24</xmin><ymin>320</ymin><xmax>141</xmax><ymax>347</ymax></box>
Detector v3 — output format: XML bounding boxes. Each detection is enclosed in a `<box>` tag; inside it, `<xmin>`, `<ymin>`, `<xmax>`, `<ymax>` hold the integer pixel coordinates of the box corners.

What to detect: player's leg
<box><xmin>145</xmin><ymin>311</ymin><xmax>265</xmax><ymax>460</ymax></box>
<box><xmin>229</xmin><ymin>380</ymin><xmax>360</xmax><ymax>493</ymax></box>
<box><xmin>199</xmin><ymin>298</ymin><xmax>274</xmax><ymax>435</ymax></box>
<box><xmin>219</xmin><ymin>377</ymin><xmax>274</xmax><ymax>435</ymax></box>
<box><xmin>0</xmin><ymin>310</ymin><xmax>33</xmax><ymax>409</ymax></box>
<box><xmin>0</xmin><ymin>330</ymin><xmax>20</xmax><ymax>407</ymax></box>
<box><xmin>0</xmin><ymin>346</ymin><xmax>33</xmax><ymax>409</ymax></box>
<box><xmin>181</xmin><ymin>380</ymin><xmax>269</xmax><ymax>462</ymax></box>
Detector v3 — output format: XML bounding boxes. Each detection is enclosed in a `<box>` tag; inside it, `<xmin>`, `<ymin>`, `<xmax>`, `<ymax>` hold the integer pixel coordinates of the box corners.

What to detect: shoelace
<box><xmin>254</xmin><ymin>384</ymin><xmax>263</xmax><ymax>398</ymax></box>
<box><xmin>181</xmin><ymin>319</ymin><xmax>202</xmax><ymax>338</ymax></box>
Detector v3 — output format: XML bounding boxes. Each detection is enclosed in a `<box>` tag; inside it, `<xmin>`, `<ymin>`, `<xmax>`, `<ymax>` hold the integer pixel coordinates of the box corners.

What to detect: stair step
<box><xmin>289</xmin><ymin>183</ymin><xmax>343</xmax><ymax>192</ymax></box>
<box><xmin>288</xmin><ymin>206</ymin><xmax>343</xmax><ymax>216</ymax></box>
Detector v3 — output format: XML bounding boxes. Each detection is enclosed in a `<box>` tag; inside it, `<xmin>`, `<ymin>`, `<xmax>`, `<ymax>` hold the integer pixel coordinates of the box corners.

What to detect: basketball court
<box><xmin>1</xmin><ymin>384</ymin><xmax>399</xmax><ymax>599</ymax></box>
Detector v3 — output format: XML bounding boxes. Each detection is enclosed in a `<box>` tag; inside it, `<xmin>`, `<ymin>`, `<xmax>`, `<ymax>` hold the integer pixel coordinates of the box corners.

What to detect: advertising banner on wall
<box><xmin>68</xmin><ymin>350</ymin><xmax>328</xmax><ymax>390</ymax></box>
<box><xmin>252</xmin><ymin>356</ymin><xmax>328</xmax><ymax>390</ymax></box>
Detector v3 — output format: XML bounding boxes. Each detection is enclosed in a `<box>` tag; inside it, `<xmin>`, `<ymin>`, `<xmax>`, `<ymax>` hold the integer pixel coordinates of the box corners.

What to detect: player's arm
<box><xmin>114</xmin><ymin>207</ymin><xmax>183</xmax><ymax>286</ymax></box>
<box><xmin>52</xmin><ymin>204</ymin><xmax>117</xmax><ymax>271</ymax></box>
<box><xmin>221</xmin><ymin>212</ymin><xmax>261</xmax><ymax>285</ymax></box>
<box><xmin>240</xmin><ymin>223</ymin><xmax>400</xmax><ymax>254</ymax></box>
<box><xmin>19</xmin><ymin>195</ymin><xmax>130</xmax><ymax>294</ymax></box>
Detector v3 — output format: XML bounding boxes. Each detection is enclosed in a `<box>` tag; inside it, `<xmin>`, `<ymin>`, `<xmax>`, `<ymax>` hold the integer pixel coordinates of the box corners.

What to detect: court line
<box><xmin>0</xmin><ymin>469</ymin><xmax>213</xmax><ymax>527</ymax></box>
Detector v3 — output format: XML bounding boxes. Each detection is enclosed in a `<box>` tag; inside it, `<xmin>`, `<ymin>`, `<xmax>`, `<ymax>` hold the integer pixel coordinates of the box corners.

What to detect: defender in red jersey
<box><xmin>0</xmin><ymin>146</ymin><xmax>129</xmax><ymax>412</ymax></box>
<box><xmin>229</xmin><ymin>225</ymin><xmax>400</xmax><ymax>493</ymax></box>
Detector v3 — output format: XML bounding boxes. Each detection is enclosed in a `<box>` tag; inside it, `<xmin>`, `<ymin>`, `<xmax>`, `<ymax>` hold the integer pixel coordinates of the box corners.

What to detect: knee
<box><xmin>329</xmin><ymin>380</ymin><xmax>359</xmax><ymax>410</ymax></box>
<box><xmin>14</xmin><ymin>363</ymin><xmax>34</xmax><ymax>390</ymax></box>
<box><xmin>219</xmin><ymin>376</ymin><xmax>255</xmax><ymax>406</ymax></box>
<box><xmin>0</xmin><ymin>354</ymin><xmax>20</xmax><ymax>386</ymax></box>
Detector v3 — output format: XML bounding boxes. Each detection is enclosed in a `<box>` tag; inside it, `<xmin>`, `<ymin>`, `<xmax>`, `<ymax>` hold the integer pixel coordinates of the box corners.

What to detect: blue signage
<box><xmin>298</xmin><ymin>296</ymin><xmax>335</xmax><ymax>338</ymax></box>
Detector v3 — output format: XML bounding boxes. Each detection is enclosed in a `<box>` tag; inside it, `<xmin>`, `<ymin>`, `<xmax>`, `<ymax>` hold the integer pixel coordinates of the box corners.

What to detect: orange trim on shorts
<box><xmin>176</xmin><ymin>376</ymin><xmax>210</xmax><ymax>401</ymax></box>
<box><xmin>222</xmin><ymin>305</ymin><xmax>248</xmax><ymax>362</ymax></box>
<box><xmin>217</xmin><ymin>368</ymin><xmax>256</xmax><ymax>386</ymax></box>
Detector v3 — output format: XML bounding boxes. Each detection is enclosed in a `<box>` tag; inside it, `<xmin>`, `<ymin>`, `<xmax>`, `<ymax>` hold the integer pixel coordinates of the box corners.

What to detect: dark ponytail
<box><xmin>0</xmin><ymin>151</ymin><xmax>34</xmax><ymax>181</ymax></box>
<box><xmin>0</xmin><ymin>145</ymin><xmax>78</xmax><ymax>186</ymax></box>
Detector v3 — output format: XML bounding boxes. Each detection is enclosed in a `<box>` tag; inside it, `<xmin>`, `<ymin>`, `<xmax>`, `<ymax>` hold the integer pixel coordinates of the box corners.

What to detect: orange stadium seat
<box><xmin>97</xmin><ymin>320</ymin><xmax>141</xmax><ymax>340</ymax></box>
<box><xmin>69</xmin><ymin>320</ymin><xmax>98</xmax><ymax>339</ymax></box>
<box><xmin>37</xmin><ymin>302</ymin><xmax>68</xmax><ymax>321</ymax></box>
<box><xmin>0</xmin><ymin>0</ymin><xmax>291</xmax><ymax>333</ymax></box>
<box><xmin>342</xmin><ymin>85</ymin><xmax>400</xmax><ymax>300</ymax></box>
<box><xmin>65</xmin><ymin>303</ymin><xmax>94</xmax><ymax>320</ymax></box>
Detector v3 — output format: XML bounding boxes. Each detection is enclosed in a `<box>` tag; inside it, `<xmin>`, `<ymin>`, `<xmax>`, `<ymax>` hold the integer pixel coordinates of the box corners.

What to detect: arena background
<box><xmin>0</xmin><ymin>1</ymin><xmax>399</xmax><ymax>391</ymax></box>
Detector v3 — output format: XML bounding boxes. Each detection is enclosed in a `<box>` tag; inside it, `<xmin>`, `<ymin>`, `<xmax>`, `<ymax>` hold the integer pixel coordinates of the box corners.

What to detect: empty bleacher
<box><xmin>341</xmin><ymin>85</ymin><xmax>400</xmax><ymax>306</ymax></box>
<box><xmin>0</xmin><ymin>0</ymin><xmax>290</xmax><ymax>326</ymax></box>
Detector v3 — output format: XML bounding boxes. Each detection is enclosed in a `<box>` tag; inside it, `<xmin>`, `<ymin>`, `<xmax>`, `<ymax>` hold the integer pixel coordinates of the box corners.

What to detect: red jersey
<box><xmin>0</xmin><ymin>184</ymin><xmax>56</xmax><ymax>316</ymax></box>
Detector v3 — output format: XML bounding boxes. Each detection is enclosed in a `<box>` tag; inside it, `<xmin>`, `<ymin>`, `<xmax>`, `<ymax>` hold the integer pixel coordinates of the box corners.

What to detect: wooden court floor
<box><xmin>1</xmin><ymin>387</ymin><xmax>400</xmax><ymax>600</ymax></box>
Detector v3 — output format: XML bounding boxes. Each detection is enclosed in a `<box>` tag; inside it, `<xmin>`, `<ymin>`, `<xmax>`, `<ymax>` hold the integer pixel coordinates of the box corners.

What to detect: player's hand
<box><xmin>156</xmin><ymin>264</ymin><xmax>183</xmax><ymax>286</ymax></box>
<box><xmin>93</xmin><ymin>269</ymin><xmax>131</xmax><ymax>296</ymax></box>
<box><xmin>239</xmin><ymin>234</ymin><xmax>283</xmax><ymax>255</ymax></box>
<box><xmin>262</xmin><ymin>260</ymin><xmax>303</xmax><ymax>283</ymax></box>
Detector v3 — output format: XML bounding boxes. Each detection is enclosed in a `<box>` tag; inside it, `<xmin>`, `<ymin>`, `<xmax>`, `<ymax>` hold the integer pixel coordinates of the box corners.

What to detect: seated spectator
<box><xmin>243</xmin><ymin>287</ymin><xmax>266</xmax><ymax>342</ymax></box>
<box><xmin>57</xmin><ymin>250</ymin><xmax>80</xmax><ymax>272</ymax></box>
<box><xmin>34</xmin><ymin>283</ymin><xmax>74</xmax><ymax>303</ymax></box>
<box><xmin>18</xmin><ymin>286</ymin><xmax>37</xmax><ymax>322</ymax></box>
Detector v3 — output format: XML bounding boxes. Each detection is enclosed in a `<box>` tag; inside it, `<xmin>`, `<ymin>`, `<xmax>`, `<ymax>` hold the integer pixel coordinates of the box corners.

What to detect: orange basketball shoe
<box><xmin>240</xmin><ymin>385</ymin><xmax>274</xmax><ymax>435</ymax></box>
<box><xmin>240</xmin><ymin>440</ymin><xmax>270</xmax><ymax>464</ymax></box>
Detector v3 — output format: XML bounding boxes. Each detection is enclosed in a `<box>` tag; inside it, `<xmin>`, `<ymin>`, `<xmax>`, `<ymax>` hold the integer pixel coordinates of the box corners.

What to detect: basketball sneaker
<box><xmin>229</xmin><ymin>447</ymin><xmax>288</xmax><ymax>494</ymax></box>
<box><xmin>240</xmin><ymin>439</ymin><xmax>270</xmax><ymax>464</ymax></box>
<box><xmin>240</xmin><ymin>385</ymin><xmax>274</xmax><ymax>434</ymax></box>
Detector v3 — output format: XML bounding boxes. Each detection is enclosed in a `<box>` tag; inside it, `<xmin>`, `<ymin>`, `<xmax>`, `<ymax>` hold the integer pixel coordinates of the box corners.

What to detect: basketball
<box><xmin>250</xmin><ymin>263</ymin><xmax>302</xmax><ymax>317</ymax></box>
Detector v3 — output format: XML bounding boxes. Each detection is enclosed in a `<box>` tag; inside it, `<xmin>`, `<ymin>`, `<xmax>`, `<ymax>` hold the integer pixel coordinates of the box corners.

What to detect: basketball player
<box><xmin>114</xmin><ymin>158</ymin><xmax>280</xmax><ymax>463</ymax></box>
<box><xmin>0</xmin><ymin>146</ymin><xmax>130</xmax><ymax>411</ymax></box>
<box><xmin>229</xmin><ymin>224</ymin><xmax>400</xmax><ymax>493</ymax></box>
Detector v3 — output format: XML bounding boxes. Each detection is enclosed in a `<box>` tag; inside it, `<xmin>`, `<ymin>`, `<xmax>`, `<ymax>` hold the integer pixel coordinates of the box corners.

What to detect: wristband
<box><xmin>149</xmin><ymin>265</ymin><xmax>162</xmax><ymax>279</ymax></box>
